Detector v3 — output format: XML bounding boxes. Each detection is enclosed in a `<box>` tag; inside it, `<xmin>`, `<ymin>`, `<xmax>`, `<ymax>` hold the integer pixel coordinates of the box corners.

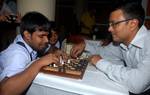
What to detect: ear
<box><xmin>23</xmin><ymin>31</ymin><xmax>31</xmax><ymax>40</ymax></box>
<box><xmin>129</xmin><ymin>19</ymin><xmax>139</xmax><ymax>28</ymax></box>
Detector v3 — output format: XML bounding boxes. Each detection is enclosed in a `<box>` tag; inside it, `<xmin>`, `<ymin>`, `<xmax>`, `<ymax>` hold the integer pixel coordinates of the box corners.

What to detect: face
<box><xmin>26</xmin><ymin>31</ymin><xmax>49</xmax><ymax>51</ymax></box>
<box><xmin>49</xmin><ymin>30</ymin><xmax>58</xmax><ymax>45</ymax></box>
<box><xmin>108</xmin><ymin>9</ymin><xmax>134</xmax><ymax>45</ymax></box>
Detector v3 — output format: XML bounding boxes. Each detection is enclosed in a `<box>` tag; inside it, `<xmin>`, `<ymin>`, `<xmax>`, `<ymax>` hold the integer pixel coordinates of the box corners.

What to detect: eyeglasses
<box><xmin>109</xmin><ymin>19</ymin><xmax>133</xmax><ymax>28</ymax></box>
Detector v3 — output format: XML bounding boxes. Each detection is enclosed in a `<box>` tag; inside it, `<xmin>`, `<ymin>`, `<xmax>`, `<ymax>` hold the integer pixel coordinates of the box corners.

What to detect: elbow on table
<box><xmin>0</xmin><ymin>80</ymin><xmax>16</xmax><ymax>95</ymax></box>
<box><xmin>0</xmin><ymin>84</ymin><xmax>12</xmax><ymax>95</ymax></box>
<box><xmin>0</xmin><ymin>87</ymin><xmax>20</xmax><ymax>95</ymax></box>
<box><xmin>128</xmin><ymin>83</ymin><xmax>147</xmax><ymax>94</ymax></box>
<box><xmin>130</xmin><ymin>88</ymin><xmax>144</xmax><ymax>94</ymax></box>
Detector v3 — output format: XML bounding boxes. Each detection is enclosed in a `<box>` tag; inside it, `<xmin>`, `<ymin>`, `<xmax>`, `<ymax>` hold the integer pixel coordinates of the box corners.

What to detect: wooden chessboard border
<box><xmin>40</xmin><ymin>59</ymin><xmax>88</xmax><ymax>79</ymax></box>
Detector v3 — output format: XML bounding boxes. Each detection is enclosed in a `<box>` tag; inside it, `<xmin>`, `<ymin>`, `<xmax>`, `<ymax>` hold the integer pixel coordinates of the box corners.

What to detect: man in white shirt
<box><xmin>0</xmin><ymin>12</ymin><xmax>63</xmax><ymax>95</ymax></box>
<box><xmin>71</xmin><ymin>1</ymin><xmax>150</xmax><ymax>95</ymax></box>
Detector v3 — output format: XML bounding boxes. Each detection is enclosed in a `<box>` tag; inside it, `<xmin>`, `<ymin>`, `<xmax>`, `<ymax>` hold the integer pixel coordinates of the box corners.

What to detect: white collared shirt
<box><xmin>45</xmin><ymin>41</ymin><xmax>60</xmax><ymax>53</ymax></box>
<box><xmin>0</xmin><ymin>35</ymin><xmax>37</xmax><ymax>81</ymax></box>
<box><xmin>96</xmin><ymin>25</ymin><xmax>150</xmax><ymax>94</ymax></box>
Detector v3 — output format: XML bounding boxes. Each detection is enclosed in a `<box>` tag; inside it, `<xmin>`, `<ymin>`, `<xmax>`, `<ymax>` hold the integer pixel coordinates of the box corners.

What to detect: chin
<box><xmin>113</xmin><ymin>38</ymin><xmax>119</xmax><ymax>42</ymax></box>
<box><xmin>37</xmin><ymin>48</ymin><xmax>45</xmax><ymax>53</ymax></box>
<box><xmin>38</xmin><ymin>45</ymin><xmax>46</xmax><ymax>51</ymax></box>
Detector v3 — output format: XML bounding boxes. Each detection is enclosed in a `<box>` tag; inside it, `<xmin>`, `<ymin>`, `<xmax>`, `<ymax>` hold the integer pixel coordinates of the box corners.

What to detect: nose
<box><xmin>108</xmin><ymin>26</ymin><xmax>113</xmax><ymax>33</ymax></box>
<box><xmin>44</xmin><ymin>36</ymin><xmax>49</xmax><ymax>43</ymax></box>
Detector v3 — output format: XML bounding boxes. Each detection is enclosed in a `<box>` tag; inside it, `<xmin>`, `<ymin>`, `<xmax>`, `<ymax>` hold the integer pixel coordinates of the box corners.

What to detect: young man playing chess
<box><xmin>0</xmin><ymin>12</ymin><xmax>67</xmax><ymax>95</ymax></box>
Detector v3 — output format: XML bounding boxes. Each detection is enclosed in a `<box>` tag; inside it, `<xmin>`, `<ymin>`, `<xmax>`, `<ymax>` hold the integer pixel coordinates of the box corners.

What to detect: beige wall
<box><xmin>17</xmin><ymin>0</ymin><xmax>56</xmax><ymax>21</ymax></box>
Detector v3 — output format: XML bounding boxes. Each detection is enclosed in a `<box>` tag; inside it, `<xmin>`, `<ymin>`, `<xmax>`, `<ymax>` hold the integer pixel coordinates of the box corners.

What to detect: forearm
<box><xmin>96</xmin><ymin>59</ymin><xmax>150</xmax><ymax>94</ymax></box>
<box><xmin>0</xmin><ymin>59</ymin><xmax>42</xmax><ymax>95</ymax></box>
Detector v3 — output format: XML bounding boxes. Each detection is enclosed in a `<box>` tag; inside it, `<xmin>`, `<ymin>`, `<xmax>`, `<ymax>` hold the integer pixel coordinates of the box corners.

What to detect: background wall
<box><xmin>17</xmin><ymin>0</ymin><xmax>56</xmax><ymax>21</ymax></box>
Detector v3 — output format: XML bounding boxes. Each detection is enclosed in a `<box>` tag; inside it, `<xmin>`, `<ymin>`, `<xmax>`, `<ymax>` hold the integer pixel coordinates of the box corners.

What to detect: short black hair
<box><xmin>48</xmin><ymin>21</ymin><xmax>59</xmax><ymax>38</ymax></box>
<box><xmin>20</xmin><ymin>11</ymin><xmax>51</xmax><ymax>36</ymax></box>
<box><xmin>112</xmin><ymin>1</ymin><xmax>145</xmax><ymax>28</ymax></box>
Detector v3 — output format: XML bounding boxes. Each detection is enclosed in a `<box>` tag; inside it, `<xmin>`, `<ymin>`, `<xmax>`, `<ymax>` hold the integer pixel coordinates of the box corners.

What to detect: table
<box><xmin>26</xmin><ymin>64</ymin><xmax>129</xmax><ymax>95</ymax></box>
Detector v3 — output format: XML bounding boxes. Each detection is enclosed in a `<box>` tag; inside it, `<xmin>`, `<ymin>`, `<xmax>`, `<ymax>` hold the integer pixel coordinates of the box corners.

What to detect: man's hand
<box><xmin>37</xmin><ymin>53</ymin><xmax>60</xmax><ymax>67</ymax></box>
<box><xmin>70</xmin><ymin>41</ymin><xmax>86</xmax><ymax>58</ymax></box>
<box><xmin>53</xmin><ymin>49</ymin><xmax>68</xmax><ymax>63</ymax></box>
<box><xmin>89</xmin><ymin>55</ymin><xmax>102</xmax><ymax>65</ymax></box>
<box><xmin>15</xmin><ymin>12</ymin><xmax>21</xmax><ymax>23</ymax></box>
<box><xmin>0</xmin><ymin>15</ymin><xmax>11</xmax><ymax>22</ymax></box>
<box><xmin>0</xmin><ymin>12</ymin><xmax>21</xmax><ymax>23</ymax></box>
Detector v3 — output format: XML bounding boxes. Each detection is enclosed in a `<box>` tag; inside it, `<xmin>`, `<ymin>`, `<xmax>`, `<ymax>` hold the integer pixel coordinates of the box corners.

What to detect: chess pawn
<box><xmin>59</xmin><ymin>64</ymin><xmax>65</xmax><ymax>72</ymax></box>
<box><xmin>59</xmin><ymin>56</ymin><xmax>65</xmax><ymax>72</ymax></box>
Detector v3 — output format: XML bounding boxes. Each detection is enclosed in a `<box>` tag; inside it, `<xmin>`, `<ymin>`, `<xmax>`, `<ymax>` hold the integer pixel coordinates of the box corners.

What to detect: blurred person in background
<box><xmin>0</xmin><ymin>0</ymin><xmax>21</xmax><ymax>23</ymax></box>
<box><xmin>80</xmin><ymin>8</ymin><xmax>96</xmax><ymax>38</ymax></box>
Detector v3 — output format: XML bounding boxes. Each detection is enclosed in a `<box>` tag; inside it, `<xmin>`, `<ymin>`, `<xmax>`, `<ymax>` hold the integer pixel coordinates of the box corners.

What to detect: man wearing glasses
<box><xmin>71</xmin><ymin>1</ymin><xmax>150</xmax><ymax>95</ymax></box>
<box><xmin>90</xmin><ymin>1</ymin><xmax>150</xmax><ymax>95</ymax></box>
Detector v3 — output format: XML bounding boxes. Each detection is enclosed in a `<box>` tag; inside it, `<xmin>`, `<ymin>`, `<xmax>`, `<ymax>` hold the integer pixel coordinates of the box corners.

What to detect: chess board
<box><xmin>40</xmin><ymin>58</ymin><xmax>88</xmax><ymax>79</ymax></box>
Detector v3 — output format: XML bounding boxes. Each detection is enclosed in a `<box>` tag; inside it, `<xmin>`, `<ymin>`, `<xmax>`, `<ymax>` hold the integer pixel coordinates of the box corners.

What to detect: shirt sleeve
<box><xmin>85</xmin><ymin>41</ymin><xmax>124</xmax><ymax>65</ymax></box>
<box><xmin>84</xmin><ymin>40</ymin><xmax>102</xmax><ymax>55</ymax></box>
<box><xmin>0</xmin><ymin>49</ymin><xmax>31</xmax><ymax>81</ymax></box>
<box><xmin>96</xmin><ymin>57</ymin><xmax>150</xmax><ymax>94</ymax></box>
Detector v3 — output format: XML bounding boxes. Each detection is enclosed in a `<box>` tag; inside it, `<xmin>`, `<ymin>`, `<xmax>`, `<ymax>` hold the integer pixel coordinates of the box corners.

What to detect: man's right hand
<box><xmin>0</xmin><ymin>15</ymin><xmax>10</xmax><ymax>22</ymax></box>
<box><xmin>70</xmin><ymin>41</ymin><xmax>86</xmax><ymax>58</ymax></box>
<box><xmin>37</xmin><ymin>53</ymin><xmax>60</xmax><ymax>67</ymax></box>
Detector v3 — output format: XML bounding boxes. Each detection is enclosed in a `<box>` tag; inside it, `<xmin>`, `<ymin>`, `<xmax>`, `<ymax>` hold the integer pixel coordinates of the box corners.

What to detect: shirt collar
<box><xmin>15</xmin><ymin>34</ymin><xmax>37</xmax><ymax>56</ymax></box>
<box><xmin>120</xmin><ymin>25</ymin><xmax>148</xmax><ymax>50</ymax></box>
<box><xmin>49</xmin><ymin>41</ymin><xmax>60</xmax><ymax>48</ymax></box>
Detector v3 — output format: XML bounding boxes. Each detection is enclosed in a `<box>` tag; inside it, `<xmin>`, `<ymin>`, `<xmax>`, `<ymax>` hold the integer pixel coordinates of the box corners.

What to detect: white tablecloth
<box><xmin>27</xmin><ymin>64</ymin><xmax>129</xmax><ymax>95</ymax></box>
